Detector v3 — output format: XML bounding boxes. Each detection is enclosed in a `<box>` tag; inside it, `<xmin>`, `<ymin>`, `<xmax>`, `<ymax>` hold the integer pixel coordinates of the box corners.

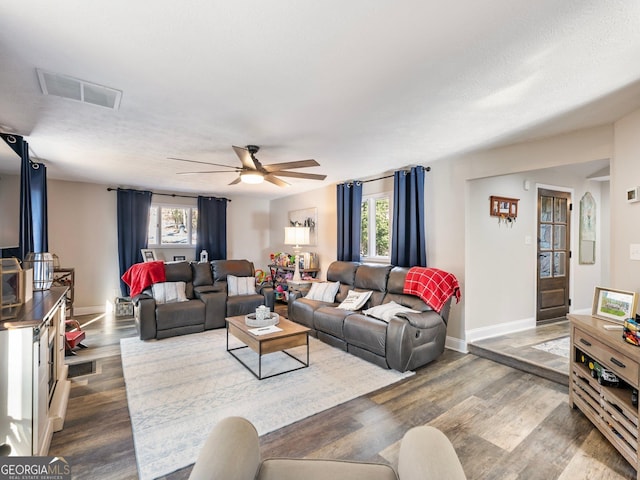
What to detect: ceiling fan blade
<box><xmin>177</xmin><ymin>170</ymin><xmax>238</xmax><ymax>175</ymax></box>
<box><xmin>228</xmin><ymin>176</ymin><xmax>242</xmax><ymax>185</ymax></box>
<box><xmin>264</xmin><ymin>174</ymin><xmax>290</xmax><ymax>188</ymax></box>
<box><xmin>269</xmin><ymin>171</ymin><xmax>327</xmax><ymax>180</ymax></box>
<box><xmin>168</xmin><ymin>157</ymin><xmax>236</xmax><ymax>169</ymax></box>
<box><xmin>232</xmin><ymin>146</ymin><xmax>257</xmax><ymax>170</ymax></box>
<box><xmin>262</xmin><ymin>159</ymin><xmax>319</xmax><ymax>172</ymax></box>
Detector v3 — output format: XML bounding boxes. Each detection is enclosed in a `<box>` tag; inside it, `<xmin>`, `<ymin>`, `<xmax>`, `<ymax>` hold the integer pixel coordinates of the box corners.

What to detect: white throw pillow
<box><xmin>337</xmin><ymin>290</ymin><xmax>373</xmax><ymax>311</ymax></box>
<box><xmin>227</xmin><ymin>275</ymin><xmax>257</xmax><ymax>296</ymax></box>
<box><xmin>152</xmin><ymin>281</ymin><xmax>188</xmax><ymax>305</ymax></box>
<box><xmin>305</xmin><ymin>281</ymin><xmax>340</xmax><ymax>303</ymax></box>
<box><xmin>364</xmin><ymin>301</ymin><xmax>420</xmax><ymax>322</ymax></box>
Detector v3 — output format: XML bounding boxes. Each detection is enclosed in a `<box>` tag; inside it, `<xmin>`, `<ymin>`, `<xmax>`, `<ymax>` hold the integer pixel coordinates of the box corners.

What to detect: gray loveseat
<box><xmin>288</xmin><ymin>261</ymin><xmax>453</xmax><ymax>372</ymax></box>
<box><xmin>134</xmin><ymin>259</ymin><xmax>274</xmax><ymax>340</ymax></box>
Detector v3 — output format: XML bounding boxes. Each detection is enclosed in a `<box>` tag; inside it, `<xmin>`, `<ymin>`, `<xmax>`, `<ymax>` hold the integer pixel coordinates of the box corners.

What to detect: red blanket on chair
<box><xmin>403</xmin><ymin>267</ymin><xmax>461</xmax><ymax>313</ymax></box>
<box><xmin>121</xmin><ymin>261</ymin><xmax>166</xmax><ymax>297</ymax></box>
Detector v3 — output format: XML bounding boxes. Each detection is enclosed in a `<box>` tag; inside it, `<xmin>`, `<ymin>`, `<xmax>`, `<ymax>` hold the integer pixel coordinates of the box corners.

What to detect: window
<box><xmin>147</xmin><ymin>205</ymin><xmax>198</xmax><ymax>247</ymax></box>
<box><xmin>361</xmin><ymin>193</ymin><xmax>391</xmax><ymax>261</ymax></box>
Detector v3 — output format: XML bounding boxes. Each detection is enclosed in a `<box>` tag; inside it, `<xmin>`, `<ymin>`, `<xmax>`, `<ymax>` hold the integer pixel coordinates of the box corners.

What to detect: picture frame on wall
<box><xmin>592</xmin><ymin>286</ymin><xmax>638</xmax><ymax>323</ymax></box>
<box><xmin>141</xmin><ymin>249</ymin><xmax>157</xmax><ymax>262</ymax></box>
<box><xmin>173</xmin><ymin>255</ymin><xmax>186</xmax><ymax>262</ymax></box>
<box><xmin>288</xmin><ymin>207</ymin><xmax>318</xmax><ymax>246</ymax></box>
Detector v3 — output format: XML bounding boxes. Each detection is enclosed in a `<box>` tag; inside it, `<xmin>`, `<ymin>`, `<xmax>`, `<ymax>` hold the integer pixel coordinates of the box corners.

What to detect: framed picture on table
<box><xmin>141</xmin><ymin>249</ymin><xmax>157</xmax><ymax>262</ymax></box>
<box><xmin>592</xmin><ymin>287</ymin><xmax>638</xmax><ymax>323</ymax></box>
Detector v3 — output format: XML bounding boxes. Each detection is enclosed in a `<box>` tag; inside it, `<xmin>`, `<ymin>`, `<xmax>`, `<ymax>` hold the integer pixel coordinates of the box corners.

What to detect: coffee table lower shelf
<box><xmin>226</xmin><ymin>316</ymin><xmax>310</xmax><ymax>380</ymax></box>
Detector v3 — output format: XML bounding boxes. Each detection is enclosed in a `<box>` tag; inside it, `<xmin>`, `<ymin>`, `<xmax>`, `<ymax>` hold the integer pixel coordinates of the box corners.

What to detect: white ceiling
<box><xmin>1</xmin><ymin>1</ymin><xmax>639</xmax><ymax>199</ymax></box>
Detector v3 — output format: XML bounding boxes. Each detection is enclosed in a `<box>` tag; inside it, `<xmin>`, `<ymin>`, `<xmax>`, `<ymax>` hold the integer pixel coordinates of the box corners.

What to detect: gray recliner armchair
<box><xmin>188</xmin><ymin>416</ymin><xmax>467</xmax><ymax>480</ymax></box>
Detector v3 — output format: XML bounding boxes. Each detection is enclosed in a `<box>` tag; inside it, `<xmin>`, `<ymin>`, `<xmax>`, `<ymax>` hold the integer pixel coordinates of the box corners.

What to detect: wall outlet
<box><xmin>630</xmin><ymin>244</ymin><xmax>640</xmax><ymax>260</ymax></box>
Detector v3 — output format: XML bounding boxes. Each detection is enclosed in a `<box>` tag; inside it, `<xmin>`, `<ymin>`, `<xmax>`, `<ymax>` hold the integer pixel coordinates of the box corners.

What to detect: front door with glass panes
<box><xmin>537</xmin><ymin>188</ymin><xmax>571</xmax><ymax>322</ymax></box>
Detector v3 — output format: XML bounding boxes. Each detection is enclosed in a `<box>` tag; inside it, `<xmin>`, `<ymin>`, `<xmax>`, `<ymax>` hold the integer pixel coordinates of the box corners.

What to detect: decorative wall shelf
<box><xmin>490</xmin><ymin>195</ymin><xmax>519</xmax><ymax>225</ymax></box>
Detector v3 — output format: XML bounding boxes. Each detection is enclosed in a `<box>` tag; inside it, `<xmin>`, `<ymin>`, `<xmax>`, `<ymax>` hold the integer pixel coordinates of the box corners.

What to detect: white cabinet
<box><xmin>0</xmin><ymin>287</ymin><xmax>70</xmax><ymax>456</ymax></box>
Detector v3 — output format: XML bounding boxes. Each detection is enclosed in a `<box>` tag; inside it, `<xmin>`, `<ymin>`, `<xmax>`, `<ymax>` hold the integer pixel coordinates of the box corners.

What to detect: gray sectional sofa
<box><xmin>288</xmin><ymin>261</ymin><xmax>453</xmax><ymax>372</ymax></box>
<box><xmin>133</xmin><ymin>259</ymin><xmax>274</xmax><ymax>340</ymax></box>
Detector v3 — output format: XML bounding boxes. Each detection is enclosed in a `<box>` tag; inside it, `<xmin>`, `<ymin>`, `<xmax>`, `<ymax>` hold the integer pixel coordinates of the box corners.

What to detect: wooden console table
<box><xmin>568</xmin><ymin>314</ymin><xmax>640</xmax><ymax>478</ymax></box>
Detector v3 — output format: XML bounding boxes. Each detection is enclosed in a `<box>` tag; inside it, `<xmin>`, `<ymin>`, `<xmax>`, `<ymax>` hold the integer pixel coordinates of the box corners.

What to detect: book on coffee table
<box><xmin>248</xmin><ymin>325</ymin><xmax>283</xmax><ymax>336</ymax></box>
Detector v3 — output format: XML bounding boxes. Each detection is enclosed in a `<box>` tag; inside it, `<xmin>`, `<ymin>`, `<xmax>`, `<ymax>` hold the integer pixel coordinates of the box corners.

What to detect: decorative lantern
<box><xmin>1</xmin><ymin>257</ymin><xmax>23</xmax><ymax>319</ymax></box>
<box><xmin>23</xmin><ymin>252</ymin><xmax>54</xmax><ymax>291</ymax></box>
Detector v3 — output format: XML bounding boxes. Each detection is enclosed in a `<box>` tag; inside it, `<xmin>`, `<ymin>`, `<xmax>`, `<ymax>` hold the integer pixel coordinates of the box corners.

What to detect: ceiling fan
<box><xmin>169</xmin><ymin>145</ymin><xmax>327</xmax><ymax>187</ymax></box>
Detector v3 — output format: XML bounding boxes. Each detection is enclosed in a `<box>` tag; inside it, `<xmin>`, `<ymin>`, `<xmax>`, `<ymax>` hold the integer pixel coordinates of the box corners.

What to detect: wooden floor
<box><xmin>468</xmin><ymin>319</ymin><xmax>570</xmax><ymax>385</ymax></box>
<box><xmin>49</xmin><ymin>311</ymin><xmax>637</xmax><ymax>480</ymax></box>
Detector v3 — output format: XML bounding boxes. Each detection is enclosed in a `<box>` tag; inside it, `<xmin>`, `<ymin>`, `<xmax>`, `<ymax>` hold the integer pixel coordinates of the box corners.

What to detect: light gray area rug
<box><xmin>531</xmin><ymin>336</ymin><xmax>570</xmax><ymax>358</ymax></box>
<box><xmin>121</xmin><ymin>330</ymin><xmax>414</xmax><ymax>480</ymax></box>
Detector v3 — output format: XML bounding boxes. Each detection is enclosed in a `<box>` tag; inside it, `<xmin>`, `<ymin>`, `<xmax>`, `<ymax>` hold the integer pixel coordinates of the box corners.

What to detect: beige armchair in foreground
<box><xmin>189</xmin><ymin>416</ymin><xmax>467</xmax><ymax>480</ymax></box>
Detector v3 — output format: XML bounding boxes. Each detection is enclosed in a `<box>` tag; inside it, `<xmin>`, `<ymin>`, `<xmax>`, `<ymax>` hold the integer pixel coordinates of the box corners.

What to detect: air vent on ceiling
<box><xmin>36</xmin><ymin>69</ymin><xmax>122</xmax><ymax>110</ymax></box>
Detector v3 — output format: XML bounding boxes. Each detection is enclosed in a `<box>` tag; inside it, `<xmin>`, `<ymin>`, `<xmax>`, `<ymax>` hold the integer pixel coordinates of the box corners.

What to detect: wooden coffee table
<box><xmin>226</xmin><ymin>315</ymin><xmax>310</xmax><ymax>380</ymax></box>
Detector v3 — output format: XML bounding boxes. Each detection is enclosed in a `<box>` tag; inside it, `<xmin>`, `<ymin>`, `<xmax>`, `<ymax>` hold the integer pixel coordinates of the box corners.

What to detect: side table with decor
<box><xmin>52</xmin><ymin>267</ymin><xmax>75</xmax><ymax>317</ymax></box>
<box><xmin>269</xmin><ymin>264</ymin><xmax>320</xmax><ymax>302</ymax></box>
<box><xmin>568</xmin><ymin>313</ymin><xmax>640</xmax><ymax>478</ymax></box>
<box><xmin>286</xmin><ymin>278</ymin><xmax>321</xmax><ymax>300</ymax></box>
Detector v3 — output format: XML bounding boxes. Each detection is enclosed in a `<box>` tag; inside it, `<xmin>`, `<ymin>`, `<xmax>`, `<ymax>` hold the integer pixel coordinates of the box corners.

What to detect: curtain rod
<box><xmin>343</xmin><ymin>165</ymin><xmax>431</xmax><ymax>186</ymax></box>
<box><xmin>106</xmin><ymin>187</ymin><xmax>231</xmax><ymax>202</ymax></box>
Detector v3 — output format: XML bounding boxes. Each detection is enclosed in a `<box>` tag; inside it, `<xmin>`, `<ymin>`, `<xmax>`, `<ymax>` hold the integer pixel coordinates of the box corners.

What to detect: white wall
<box><xmin>612</xmin><ymin>108</ymin><xmax>640</xmax><ymax>292</ymax></box>
<box><xmin>270</xmin><ymin>184</ymin><xmax>336</xmax><ymax>279</ymax></box>
<box><xmin>47</xmin><ymin>179</ymin><xmax>120</xmax><ymax>313</ymax></box>
<box><xmin>0</xmin><ymin>174</ymin><xmax>19</xmax><ymax>248</ymax></box>
<box><xmin>438</xmin><ymin>125</ymin><xmax>614</xmax><ymax>343</ymax></box>
<box><xmin>226</xmin><ymin>195</ymin><xmax>271</xmax><ymax>267</ymax></box>
<box><xmin>29</xmin><ymin>115</ymin><xmax>640</xmax><ymax>345</ymax></box>
<box><xmin>465</xmin><ymin>162</ymin><xmax>610</xmax><ymax>341</ymax></box>
<box><xmin>269</xmin><ymin>126</ymin><xmax>616</xmax><ymax>348</ymax></box>
<box><xmin>46</xmin><ymin>180</ymin><xmax>269</xmax><ymax>313</ymax></box>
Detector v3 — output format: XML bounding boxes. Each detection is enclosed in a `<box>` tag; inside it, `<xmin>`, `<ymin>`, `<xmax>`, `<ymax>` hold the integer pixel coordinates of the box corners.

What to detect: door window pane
<box><xmin>540</xmin><ymin>196</ymin><xmax>553</xmax><ymax>222</ymax></box>
<box><xmin>539</xmin><ymin>225</ymin><xmax>552</xmax><ymax>250</ymax></box>
<box><xmin>554</xmin><ymin>198</ymin><xmax>567</xmax><ymax>223</ymax></box>
<box><xmin>553</xmin><ymin>252</ymin><xmax>566</xmax><ymax>277</ymax></box>
<box><xmin>553</xmin><ymin>225</ymin><xmax>566</xmax><ymax>250</ymax></box>
<box><xmin>539</xmin><ymin>252</ymin><xmax>552</xmax><ymax>278</ymax></box>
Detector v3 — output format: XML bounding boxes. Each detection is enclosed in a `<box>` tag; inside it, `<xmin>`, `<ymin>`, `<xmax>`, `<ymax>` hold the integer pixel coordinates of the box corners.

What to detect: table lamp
<box><xmin>284</xmin><ymin>226</ymin><xmax>310</xmax><ymax>281</ymax></box>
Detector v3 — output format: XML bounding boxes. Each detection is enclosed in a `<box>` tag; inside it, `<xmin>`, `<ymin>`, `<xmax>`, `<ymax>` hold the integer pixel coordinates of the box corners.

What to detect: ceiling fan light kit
<box><xmin>170</xmin><ymin>145</ymin><xmax>327</xmax><ymax>188</ymax></box>
<box><xmin>240</xmin><ymin>171</ymin><xmax>264</xmax><ymax>184</ymax></box>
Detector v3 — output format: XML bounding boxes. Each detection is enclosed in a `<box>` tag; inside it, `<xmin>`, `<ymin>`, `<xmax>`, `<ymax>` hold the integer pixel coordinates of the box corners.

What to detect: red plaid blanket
<box><xmin>403</xmin><ymin>267</ymin><xmax>461</xmax><ymax>313</ymax></box>
<box><xmin>122</xmin><ymin>261</ymin><xmax>166</xmax><ymax>297</ymax></box>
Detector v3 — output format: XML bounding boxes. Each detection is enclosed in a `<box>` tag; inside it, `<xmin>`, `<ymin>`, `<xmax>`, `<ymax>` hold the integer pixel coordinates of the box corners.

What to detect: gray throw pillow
<box><xmin>192</xmin><ymin>262</ymin><xmax>213</xmax><ymax>287</ymax></box>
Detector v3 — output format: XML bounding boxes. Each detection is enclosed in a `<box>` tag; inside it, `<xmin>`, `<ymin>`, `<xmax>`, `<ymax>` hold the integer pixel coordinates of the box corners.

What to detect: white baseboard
<box><xmin>445</xmin><ymin>336</ymin><xmax>467</xmax><ymax>353</ymax></box>
<box><xmin>466</xmin><ymin>317</ymin><xmax>536</xmax><ymax>344</ymax></box>
<box><xmin>447</xmin><ymin>313</ymin><xmax>575</xmax><ymax>354</ymax></box>
<box><xmin>571</xmin><ymin>307</ymin><xmax>591</xmax><ymax>315</ymax></box>
<box><xmin>73</xmin><ymin>305</ymin><xmax>106</xmax><ymax>316</ymax></box>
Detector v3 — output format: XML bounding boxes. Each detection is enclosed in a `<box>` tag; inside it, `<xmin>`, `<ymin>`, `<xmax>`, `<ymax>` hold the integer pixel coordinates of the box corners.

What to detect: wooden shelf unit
<box><xmin>268</xmin><ymin>264</ymin><xmax>320</xmax><ymax>302</ymax></box>
<box><xmin>569</xmin><ymin>314</ymin><xmax>640</xmax><ymax>478</ymax></box>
